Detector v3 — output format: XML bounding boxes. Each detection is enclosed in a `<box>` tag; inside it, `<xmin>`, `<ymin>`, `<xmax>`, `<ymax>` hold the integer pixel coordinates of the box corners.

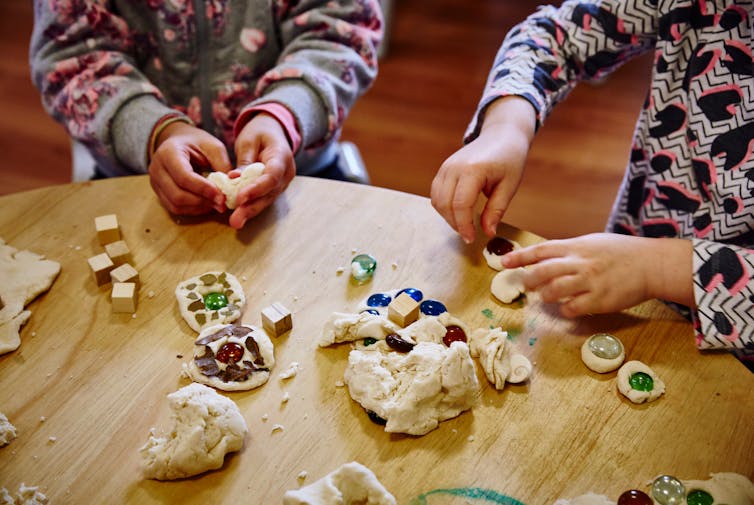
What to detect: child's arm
<box><xmin>501</xmin><ymin>234</ymin><xmax>694</xmax><ymax>317</ymax></box>
<box><xmin>430</xmin><ymin>96</ymin><xmax>536</xmax><ymax>244</ymax></box>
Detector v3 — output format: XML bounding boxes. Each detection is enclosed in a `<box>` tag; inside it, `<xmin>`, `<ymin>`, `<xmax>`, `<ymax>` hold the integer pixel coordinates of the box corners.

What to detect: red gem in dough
<box><xmin>443</xmin><ymin>325</ymin><xmax>467</xmax><ymax>346</ymax></box>
<box><xmin>216</xmin><ymin>342</ymin><xmax>244</xmax><ymax>364</ymax></box>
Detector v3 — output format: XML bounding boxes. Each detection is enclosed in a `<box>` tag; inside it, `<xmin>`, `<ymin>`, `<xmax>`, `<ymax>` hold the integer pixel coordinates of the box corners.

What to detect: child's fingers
<box><xmin>452</xmin><ymin>175</ymin><xmax>485</xmax><ymax>244</ymax></box>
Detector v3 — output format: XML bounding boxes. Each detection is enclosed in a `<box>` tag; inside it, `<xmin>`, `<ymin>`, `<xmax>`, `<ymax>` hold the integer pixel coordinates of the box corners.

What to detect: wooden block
<box><xmin>104</xmin><ymin>240</ymin><xmax>130</xmax><ymax>266</ymax></box>
<box><xmin>388</xmin><ymin>292</ymin><xmax>420</xmax><ymax>327</ymax></box>
<box><xmin>111</xmin><ymin>282</ymin><xmax>137</xmax><ymax>313</ymax></box>
<box><xmin>261</xmin><ymin>302</ymin><xmax>292</xmax><ymax>337</ymax></box>
<box><xmin>88</xmin><ymin>253</ymin><xmax>115</xmax><ymax>287</ymax></box>
<box><xmin>110</xmin><ymin>263</ymin><xmax>139</xmax><ymax>287</ymax></box>
<box><xmin>95</xmin><ymin>214</ymin><xmax>120</xmax><ymax>245</ymax></box>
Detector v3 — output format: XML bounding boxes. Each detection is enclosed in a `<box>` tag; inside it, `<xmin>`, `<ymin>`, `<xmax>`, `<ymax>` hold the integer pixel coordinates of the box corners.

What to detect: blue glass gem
<box><xmin>361</xmin><ymin>309</ymin><xmax>380</xmax><ymax>316</ymax></box>
<box><xmin>366</xmin><ymin>293</ymin><xmax>392</xmax><ymax>307</ymax></box>
<box><xmin>420</xmin><ymin>299</ymin><xmax>447</xmax><ymax>316</ymax></box>
<box><xmin>351</xmin><ymin>254</ymin><xmax>377</xmax><ymax>284</ymax></box>
<box><xmin>396</xmin><ymin>288</ymin><xmax>423</xmax><ymax>302</ymax></box>
<box><xmin>651</xmin><ymin>475</ymin><xmax>686</xmax><ymax>505</ymax></box>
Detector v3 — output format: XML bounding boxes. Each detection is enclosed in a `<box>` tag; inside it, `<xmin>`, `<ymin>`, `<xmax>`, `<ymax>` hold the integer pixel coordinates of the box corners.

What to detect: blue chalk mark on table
<box><xmin>409</xmin><ymin>487</ymin><xmax>526</xmax><ymax>505</ymax></box>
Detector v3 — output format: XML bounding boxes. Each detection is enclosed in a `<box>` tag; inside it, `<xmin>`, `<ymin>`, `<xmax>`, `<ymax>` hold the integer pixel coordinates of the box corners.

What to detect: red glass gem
<box><xmin>443</xmin><ymin>325</ymin><xmax>467</xmax><ymax>346</ymax></box>
<box><xmin>216</xmin><ymin>342</ymin><xmax>244</xmax><ymax>364</ymax></box>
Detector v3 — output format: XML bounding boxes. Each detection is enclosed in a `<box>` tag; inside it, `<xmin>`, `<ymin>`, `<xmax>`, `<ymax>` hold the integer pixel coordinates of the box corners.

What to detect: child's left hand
<box><xmin>230</xmin><ymin>113</ymin><xmax>296</xmax><ymax>229</ymax></box>
<box><xmin>501</xmin><ymin>233</ymin><xmax>694</xmax><ymax>317</ymax></box>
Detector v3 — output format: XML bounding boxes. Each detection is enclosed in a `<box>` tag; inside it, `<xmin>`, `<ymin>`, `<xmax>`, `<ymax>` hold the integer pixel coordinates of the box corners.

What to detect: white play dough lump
<box><xmin>207</xmin><ymin>162</ymin><xmax>265</xmax><ymax>209</ymax></box>
<box><xmin>139</xmin><ymin>383</ymin><xmax>247</xmax><ymax>480</ymax></box>
<box><xmin>490</xmin><ymin>267</ymin><xmax>526</xmax><ymax>304</ymax></box>
<box><xmin>283</xmin><ymin>461</ymin><xmax>397</xmax><ymax>505</ymax></box>
<box><xmin>616</xmin><ymin>360</ymin><xmax>665</xmax><ymax>404</ymax></box>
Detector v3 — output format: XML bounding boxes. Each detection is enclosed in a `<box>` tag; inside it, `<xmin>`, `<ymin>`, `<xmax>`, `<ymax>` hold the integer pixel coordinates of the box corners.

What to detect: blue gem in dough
<box><xmin>366</xmin><ymin>293</ymin><xmax>392</xmax><ymax>307</ymax></box>
<box><xmin>361</xmin><ymin>309</ymin><xmax>380</xmax><ymax>315</ymax></box>
<box><xmin>396</xmin><ymin>288</ymin><xmax>423</xmax><ymax>302</ymax></box>
<box><xmin>420</xmin><ymin>299</ymin><xmax>447</xmax><ymax>316</ymax></box>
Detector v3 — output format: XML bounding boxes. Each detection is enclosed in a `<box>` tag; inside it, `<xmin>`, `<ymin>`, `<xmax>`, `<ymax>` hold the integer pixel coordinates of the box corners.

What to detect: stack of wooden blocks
<box><xmin>86</xmin><ymin>214</ymin><xmax>139</xmax><ymax>313</ymax></box>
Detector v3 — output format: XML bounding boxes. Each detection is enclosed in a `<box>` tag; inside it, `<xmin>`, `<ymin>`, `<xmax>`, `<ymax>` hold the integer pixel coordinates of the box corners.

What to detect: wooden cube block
<box><xmin>111</xmin><ymin>282</ymin><xmax>137</xmax><ymax>313</ymax></box>
<box><xmin>110</xmin><ymin>263</ymin><xmax>139</xmax><ymax>287</ymax></box>
<box><xmin>88</xmin><ymin>253</ymin><xmax>115</xmax><ymax>287</ymax></box>
<box><xmin>388</xmin><ymin>292</ymin><xmax>420</xmax><ymax>327</ymax></box>
<box><xmin>95</xmin><ymin>214</ymin><xmax>120</xmax><ymax>245</ymax></box>
<box><xmin>261</xmin><ymin>302</ymin><xmax>292</xmax><ymax>337</ymax></box>
<box><xmin>104</xmin><ymin>240</ymin><xmax>131</xmax><ymax>266</ymax></box>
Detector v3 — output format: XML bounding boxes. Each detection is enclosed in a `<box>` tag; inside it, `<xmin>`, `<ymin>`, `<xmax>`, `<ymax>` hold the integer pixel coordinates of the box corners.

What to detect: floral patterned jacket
<box><xmin>468</xmin><ymin>0</ymin><xmax>754</xmax><ymax>362</ymax></box>
<box><xmin>30</xmin><ymin>0</ymin><xmax>382</xmax><ymax>176</ymax></box>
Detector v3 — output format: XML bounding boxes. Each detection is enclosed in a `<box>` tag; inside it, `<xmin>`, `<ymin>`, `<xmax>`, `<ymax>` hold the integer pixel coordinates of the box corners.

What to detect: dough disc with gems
<box><xmin>175</xmin><ymin>271</ymin><xmax>246</xmax><ymax>333</ymax></box>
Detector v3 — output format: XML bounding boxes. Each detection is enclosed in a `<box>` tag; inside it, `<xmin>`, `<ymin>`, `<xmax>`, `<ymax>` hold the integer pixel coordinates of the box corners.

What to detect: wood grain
<box><xmin>0</xmin><ymin>176</ymin><xmax>751</xmax><ymax>504</ymax></box>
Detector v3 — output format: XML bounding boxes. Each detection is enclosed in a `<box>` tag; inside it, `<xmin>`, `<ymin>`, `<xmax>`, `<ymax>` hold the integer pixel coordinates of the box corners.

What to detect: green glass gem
<box><xmin>351</xmin><ymin>254</ymin><xmax>377</xmax><ymax>284</ymax></box>
<box><xmin>587</xmin><ymin>333</ymin><xmax>623</xmax><ymax>359</ymax></box>
<box><xmin>686</xmin><ymin>490</ymin><xmax>713</xmax><ymax>505</ymax></box>
<box><xmin>363</xmin><ymin>337</ymin><xmax>378</xmax><ymax>346</ymax></box>
<box><xmin>629</xmin><ymin>372</ymin><xmax>654</xmax><ymax>392</ymax></box>
<box><xmin>204</xmin><ymin>292</ymin><xmax>229</xmax><ymax>310</ymax></box>
<box><xmin>651</xmin><ymin>475</ymin><xmax>685</xmax><ymax>505</ymax></box>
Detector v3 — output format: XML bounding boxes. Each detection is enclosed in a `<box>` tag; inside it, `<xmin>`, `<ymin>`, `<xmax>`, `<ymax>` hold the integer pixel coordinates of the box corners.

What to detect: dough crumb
<box><xmin>336</xmin><ymin>267</ymin><xmax>345</xmax><ymax>275</ymax></box>
<box><xmin>467</xmin><ymin>435</ymin><xmax>475</xmax><ymax>442</ymax></box>
<box><xmin>297</xmin><ymin>471</ymin><xmax>308</xmax><ymax>482</ymax></box>
<box><xmin>261</xmin><ymin>413</ymin><xmax>269</xmax><ymax>422</ymax></box>
<box><xmin>335</xmin><ymin>380</ymin><xmax>345</xmax><ymax>388</ymax></box>
<box><xmin>272</xmin><ymin>424</ymin><xmax>284</xmax><ymax>433</ymax></box>
<box><xmin>47</xmin><ymin>437</ymin><xmax>57</xmax><ymax>444</ymax></box>
<box><xmin>0</xmin><ymin>413</ymin><xmax>17</xmax><ymax>447</ymax></box>
<box><xmin>281</xmin><ymin>392</ymin><xmax>290</xmax><ymax>404</ymax></box>
<box><xmin>279</xmin><ymin>362</ymin><xmax>302</xmax><ymax>380</ymax></box>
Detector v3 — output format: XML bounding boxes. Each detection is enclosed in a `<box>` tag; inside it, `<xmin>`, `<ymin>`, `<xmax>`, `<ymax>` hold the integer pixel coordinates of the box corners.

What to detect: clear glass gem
<box><xmin>587</xmin><ymin>333</ymin><xmax>623</xmax><ymax>359</ymax></box>
<box><xmin>651</xmin><ymin>475</ymin><xmax>686</xmax><ymax>505</ymax></box>
<box><xmin>351</xmin><ymin>254</ymin><xmax>377</xmax><ymax>283</ymax></box>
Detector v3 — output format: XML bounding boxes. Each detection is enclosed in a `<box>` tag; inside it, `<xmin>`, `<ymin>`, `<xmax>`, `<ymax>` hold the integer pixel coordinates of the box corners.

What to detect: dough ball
<box><xmin>283</xmin><ymin>461</ymin><xmax>397</xmax><ymax>505</ymax></box>
<box><xmin>182</xmin><ymin>323</ymin><xmax>275</xmax><ymax>391</ymax></box>
<box><xmin>0</xmin><ymin>412</ymin><xmax>16</xmax><ymax>447</ymax></box>
<box><xmin>175</xmin><ymin>271</ymin><xmax>245</xmax><ymax>333</ymax></box>
<box><xmin>581</xmin><ymin>333</ymin><xmax>625</xmax><ymax>373</ymax></box>
<box><xmin>616</xmin><ymin>360</ymin><xmax>665</xmax><ymax>404</ymax></box>
<box><xmin>344</xmin><ymin>341</ymin><xmax>480</xmax><ymax>435</ymax></box>
<box><xmin>482</xmin><ymin>236</ymin><xmax>520</xmax><ymax>271</ymax></box>
<box><xmin>469</xmin><ymin>327</ymin><xmax>532</xmax><ymax>389</ymax></box>
<box><xmin>679</xmin><ymin>473</ymin><xmax>754</xmax><ymax>505</ymax></box>
<box><xmin>490</xmin><ymin>267</ymin><xmax>526</xmax><ymax>304</ymax></box>
<box><xmin>207</xmin><ymin>162</ymin><xmax>265</xmax><ymax>209</ymax></box>
<box><xmin>139</xmin><ymin>383</ymin><xmax>248</xmax><ymax>480</ymax></box>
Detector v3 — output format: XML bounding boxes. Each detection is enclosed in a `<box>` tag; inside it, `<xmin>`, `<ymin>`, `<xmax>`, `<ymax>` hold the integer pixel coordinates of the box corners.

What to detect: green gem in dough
<box><xmin>204</xmin><ymin>292</ymin><xmax>229</xmax><ymax>310</ymax></box>
<box><xmin>629</xmin><ymin>372</ymin><xmax>654</xmax><ymax>391</ymax></box>
<box><xmin>363</xmin><ymin>337</ymin><xmax>377</xmax><ymax>346</ymax></box>
<box><xmin>686</xmin><ymin>490</ymin><xmax>713</xmax><ymax>505</ymax></box>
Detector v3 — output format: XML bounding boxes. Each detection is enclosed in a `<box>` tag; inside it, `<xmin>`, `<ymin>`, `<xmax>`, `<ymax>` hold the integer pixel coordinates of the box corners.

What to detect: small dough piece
<box><xmin>344</xmin><ymin>341</ymin><xmax>480</xmax><ymax>435</ymax></box>
<box><xmin>680</xmin><ymin>472</ymin><xmax>754</xmax><ymax>505</ymax></box>
<box><xmin>490</xmin><ymin>268</ymin><xmax>526</xmax><ymax>304</ymax></box>
<box><xmin>553</xmin><ymin>493</ymin><xmax>615</xmax><ymax>505</ymax></box>
<box><xmin>207</xmin><ymin>162</ymin><xmax>265</xmax><ymax>209</ymax></box>
<box><xmin>469</xmin><ymin>327</ymin><xmax>532</xmax><ymax>388</ymax></box>
<box><xmin>175</xmin><ymin>271</ymin><xmax>245</xmax><ymax>333</ymax></box>
<box><xmin>182</xmin><ymin>323</ymin><xmax>275</xmax><ymax>391</ymax></box>
<box><xmin>319</xmin><ymin>312</ymin><xmax>400</xmax><ymax>347</ymax></box>
<box><xmin>0</xmin><ymin>484</ymin><xmax>49</xmax><ymax>505</ymax></box>
<box><xmin>0</xmin><ymin>412</ymin><xmax>17</xmax><ymax>447</ymax></box>
<box><xmin>581</xmin><ymin>334</ymin><xmax>625</xmax><ymax>373</ymax></box>
<box><xmin>616</xmin><ymin>360</ymin><xmax>665</xmax><ymax>404</ymax></box>
<box><xmin>283</xmin><ymin>461</ymin><xmax>397</xmax><ymax>505</ymax></box>
<box><xmin>139</xmin><ymin>383</ymin><xmax>247</xmax><ymax>480</ymax></box>
<box><xmin>483</xmin><ymin>237</ymin><xmax>521</xmax><ymax>271</ymax></box>
<box><xmin>0</xmin><ymin>238</ymin><xmax>60</xmax><ymax>355</ymax></box>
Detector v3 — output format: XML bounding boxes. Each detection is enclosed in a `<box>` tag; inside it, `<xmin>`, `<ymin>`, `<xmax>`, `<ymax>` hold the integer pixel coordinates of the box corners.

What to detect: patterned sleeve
<box><xmin>465</xmin><ymin>0</ymin><xmax>656</xmax><ymax>142</ymax></box>
<box><xmin>30</xmin><ymin>1</ymin><xmax>182</xmax><ymax>175</ymax></box>
<box><xmin>693</xmin><ymin>239</ymin><xmax>754</xmax><ymax>355</ymax></box>
<box><xmin>243</xmin><ymin>0</ymin><xmax>382</xmax><ymax>152</ymax></box>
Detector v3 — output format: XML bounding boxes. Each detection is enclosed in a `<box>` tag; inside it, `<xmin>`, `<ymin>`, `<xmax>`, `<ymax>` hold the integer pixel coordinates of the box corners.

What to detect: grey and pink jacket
<box><xmin>30</xmin><ymin>0</ymin><xmax>382</xmax><ymax>176</ymax></box>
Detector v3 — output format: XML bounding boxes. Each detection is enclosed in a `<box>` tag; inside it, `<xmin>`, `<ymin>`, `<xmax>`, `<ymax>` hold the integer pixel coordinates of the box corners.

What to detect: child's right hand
<box><xmin>430</xmin><ymin>96</ymin><xmax>537</xmax><ymax>244</ymax></box>
<box><xmin>148</xmin><ymin>122</ymin><xmax>230</xmax><ymax>216</ymax></box>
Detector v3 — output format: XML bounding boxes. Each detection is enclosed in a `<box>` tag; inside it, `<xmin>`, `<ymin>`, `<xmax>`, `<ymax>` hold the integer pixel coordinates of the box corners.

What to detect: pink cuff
<box><xmin>234</xmin><ymin>102</ymin><xmax>302</xmax><ymax>153</ymax></box>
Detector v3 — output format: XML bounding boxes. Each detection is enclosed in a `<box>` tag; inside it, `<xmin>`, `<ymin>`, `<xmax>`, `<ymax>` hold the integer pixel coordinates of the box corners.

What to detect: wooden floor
<box><xmin>0</xmin><ymin>0</ymin><xmax>652</xmax><ymax>239</ymax></box>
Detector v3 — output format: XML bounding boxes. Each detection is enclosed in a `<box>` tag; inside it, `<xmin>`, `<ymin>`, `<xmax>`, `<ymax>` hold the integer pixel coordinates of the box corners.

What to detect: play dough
<box><xmin>0</xmin><ymin>238</ymin><xmax>60</xmax><ymax>355</ymax></box>
<box><xmin>139</xmin><ymin>383</ymin><xmax>247</xmax><ymax>480</ymax></box>
<box><xmin>175</xmin><ymin>271</ymin><xmax>245</xmax><ymax>332</ymax></box>
<box><xmin>581</xmin><ymin>333</ymin><xmax>625</xmax><ymax>373</ymax></box>
<box><xmin>283</xmin><ymin>461</ymin><xmax>396</xmax><ymax>505</ymax></box>
<box><xmin>483</xmin><ymin>236</ymin><xmax>520</xmax><ymax>270</ymax></box>
<box><xmin>207</xmin><ymin>162</ymin><xmax>265</xmax><ymax>209</ymax></box>
<box><xmin>0</xmin><ymin>413</ymin><xmax>16</xmax><ymax>447</ymax></box>
<box><xmin>182</xmin><ymin>323</ymin><xmax>275</xmax><ymax>391</ymax></box>
<box><xmin>490</xmin><ymin>267</ymin><xmax>526</xmax><ymax>304</ymax></box>
<box><xmin>469</xmin><ymin>327</ymin><xmax>532</xmax><ymax>388</ymax></box>
<box><xmin>617</xmin><ymin>360</ymin><xmax>665</xmax><ymax>404</ymax></box>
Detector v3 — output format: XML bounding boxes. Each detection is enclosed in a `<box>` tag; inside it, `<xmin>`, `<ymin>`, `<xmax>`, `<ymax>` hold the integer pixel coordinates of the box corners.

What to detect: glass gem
<box><xmin>385</xmin><ymin>333</ymin><xmax>415</xmax><ymax>353</ymax></box>
<box><xmin>396</xmin><ymin>287</ymin><xmax>423</xmax><ymax>302</ymax></box>
<box><xmin>486</xmin><ymin>236</ymin><xmax>515</xmax><ymax>256</ymax></box>
<box><xmin>216</xmin><ymin>342</ymin><xmax>244</xmax><ymax>364</ymax></box>
<box><xmin>366</xmin><ymin>293</ymin><xmax>392</xmax><ymax>307</ymax></box>
<box><xmin>351</xmin><ymin>254</ymin><xmax>377</xmax><ymax>283</ymax></box>
<box><xmin>443</xmin><ymin>325</ymin><xmax>467</xmax><ymax>346</ymax></box>
<box><xmin>420</xmin><ymin>299</ymin><xmax>447</xmax><ymax>316</ymax></box>
<box><xmin>361</xmin><ymin>309</ymin><xmax>380</xmax><ymax>316</ymax></box>
<box><xmin>203</xmin><ymin>292</ymin><xmax>229</xmax><ymax>310</ymax></box>
<box><xmin>363</xmin><ymin>337</ymin><xmax>378</xmax><ymax>346</ymax></box>
<box><xmin>629</xmin><ymin>372</ymin><xmax>654</xmax><ymax>392</ymax></box>
<box><xmin>587</xmin><ymin>333</ymin><xmax>623</xmax><ymax>359</ymax></box>
<box><xmin>651</xmin><ymin>475</ymin><xmax>686</xmax><ymax>505</ymax></box>
<box><xmin>617</xmin><ymin>489</ymin><xmax>653</xmax><ymax>505</ymax></box>
<box><xmin>686</xmin><ymin>490</ymin><xmax>713</xmax><ymax>505</ymax></box>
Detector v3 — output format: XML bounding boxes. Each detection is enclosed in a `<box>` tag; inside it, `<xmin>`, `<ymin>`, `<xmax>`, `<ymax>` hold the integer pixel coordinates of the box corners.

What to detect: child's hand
<box><xmin>148</xmin><ymin>122</ymin><xmax>229</xmax><ymax>216</ymax></box>
<box><xmin>501</xmin><ymin>233</ymin><xmax>694</xmax><ymax>317</ymax></box>
<box><xmin>230</xmin><ymin>113</ymin><xmax>295</xmax><ymax>229</ymax></box>
<box><xmin>430</xmin><ymin>96</ymin><xmax>536</xmax><ymax>244</ymax></box>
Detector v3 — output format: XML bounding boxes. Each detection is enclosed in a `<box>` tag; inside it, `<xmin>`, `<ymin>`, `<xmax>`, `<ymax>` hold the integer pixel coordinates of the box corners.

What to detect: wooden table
<box><xmin>1</xmin><ymin>176</ymin><xmax>751</xmax><ymax>504</ymax></box>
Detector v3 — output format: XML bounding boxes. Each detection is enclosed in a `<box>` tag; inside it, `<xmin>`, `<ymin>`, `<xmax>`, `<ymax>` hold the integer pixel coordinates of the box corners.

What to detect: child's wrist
<box><xmin>148</xmin><ymin>113</ymin><xmax>194</xmax><ymax>162</ymax></box>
